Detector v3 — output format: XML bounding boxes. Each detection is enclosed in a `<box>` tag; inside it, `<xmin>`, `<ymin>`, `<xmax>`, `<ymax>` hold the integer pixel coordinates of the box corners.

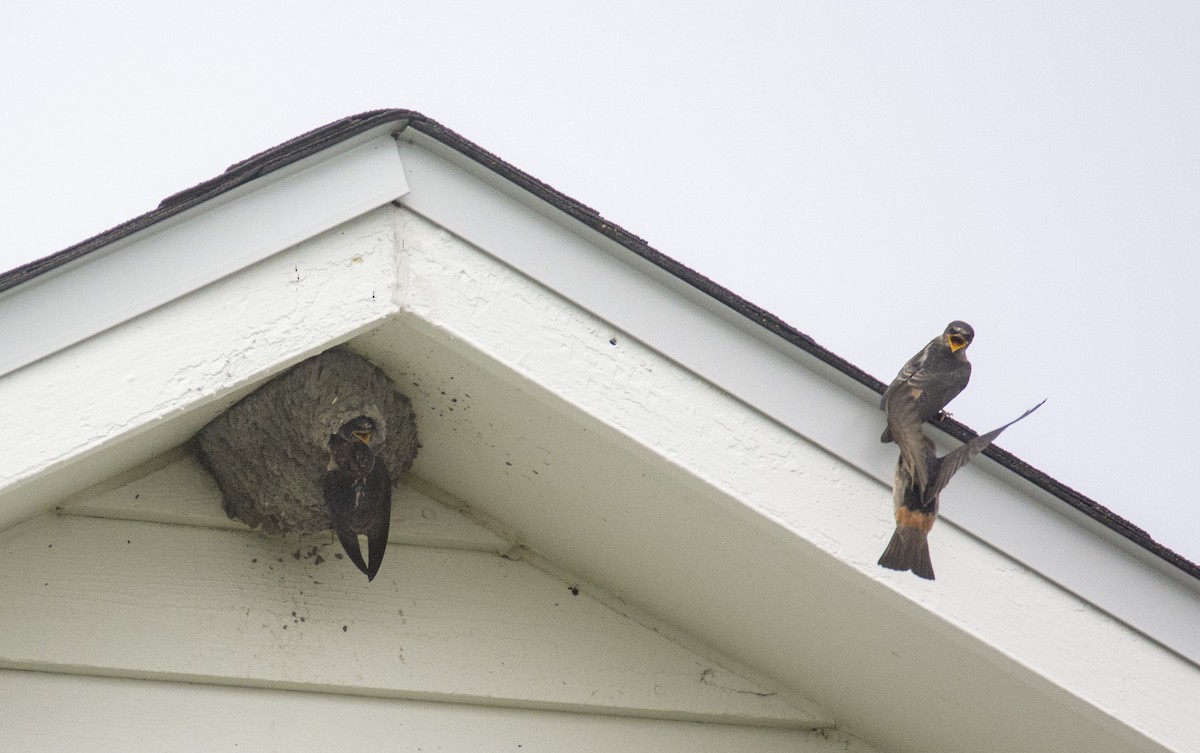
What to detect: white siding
<box><xmin>0</xmin><ymin>670</ymin><xmax>870</xmax><ymax>753</ymax></box>
<box><xmin>0</xmin><ymin>455</ymin><xmax>830</xmax><ymax>742</ymax></box>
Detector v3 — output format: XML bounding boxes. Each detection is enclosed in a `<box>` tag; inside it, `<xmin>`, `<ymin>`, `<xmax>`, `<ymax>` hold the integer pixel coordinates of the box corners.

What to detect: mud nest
<box><xmin>196</xmin><ymin>347</ymin><xmax>419</xmax><ymax>535</ymax></box>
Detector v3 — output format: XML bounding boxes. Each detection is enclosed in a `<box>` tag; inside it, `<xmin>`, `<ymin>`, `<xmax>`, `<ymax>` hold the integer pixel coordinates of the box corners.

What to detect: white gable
<box><xmin>0</xmin><ymin>113</ymin><xmax>1197</xmax><ymax>753</ymax></box>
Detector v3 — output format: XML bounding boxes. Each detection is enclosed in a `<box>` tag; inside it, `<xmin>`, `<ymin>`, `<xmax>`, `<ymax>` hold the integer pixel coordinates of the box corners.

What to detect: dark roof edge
<box><xmin>0</xmin><ymin>109</ymin><xmax>415</xmax><ymax>296</ymax></box>
<box><xmin>6</xmin><ymin>110</ymin><xmax>1197</xmax><ymax>582</ymax></box>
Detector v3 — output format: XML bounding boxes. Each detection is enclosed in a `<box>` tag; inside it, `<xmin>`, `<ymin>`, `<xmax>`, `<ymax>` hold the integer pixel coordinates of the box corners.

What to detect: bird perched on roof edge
<box><xmin>879</xmin><ymin>321</ymin><xmax>974</xmax><ymax>443</ymax></box>
<box><xmin>324</xmin><ymin>415</ymin><xmax>392</xmax><ymax>581</ymax></box>
<box><xmin>878</xmin><ymin>389</ymin><xmax>1045</xmax><ymax>579</ymax></box>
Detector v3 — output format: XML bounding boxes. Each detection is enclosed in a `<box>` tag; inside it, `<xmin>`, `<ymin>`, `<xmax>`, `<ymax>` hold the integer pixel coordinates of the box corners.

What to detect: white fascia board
<box><xmin>0</xmin><ymin>124</ymin><xmax>409</xmax><ymax>379</ymax></box>
<box><xmin>394</xmin><ymin>130</ymin><xmax>1200</xmax><ymax>667</ymax></box>
<box><xmin>0</xmin><ymin>203</ymin><xmax>401</xmax><ymax>527</ymax></box>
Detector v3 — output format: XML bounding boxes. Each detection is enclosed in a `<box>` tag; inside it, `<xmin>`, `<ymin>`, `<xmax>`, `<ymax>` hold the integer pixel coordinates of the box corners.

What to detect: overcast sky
<box><xmin>4</xmin><ymin>2</ymin><xmax>1198</xmax><ymax>563</ymax></box>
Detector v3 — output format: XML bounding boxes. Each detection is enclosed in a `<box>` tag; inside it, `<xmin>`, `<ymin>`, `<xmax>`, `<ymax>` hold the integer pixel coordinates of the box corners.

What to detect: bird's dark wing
<box><xmin>879</xmin><ymin>340</ymin><xmax>934</xmax><ymax>409</ymax></box>
<box><xmin>914</xmin><ymin>363</ymin><xmax>971</xmax><ymax>420</ymax></box>
<box><xmin>363</xmin><ymin>459</ymin><xmax>392</xmax><ymax>582</ymax></box>
<box><xmin>885</xmin><ymin>386</ymin><xmax>931</xmax><ymax>493</ymax></box>
<box><xmin>929</xmin><ymin>399</ymin><xmax>1046</xmax><ymax>499</ymax></box>
<box><xmin>324</xmin><ymin>469</ymin><xmax>370</xmax><ymax>577</ymax></box>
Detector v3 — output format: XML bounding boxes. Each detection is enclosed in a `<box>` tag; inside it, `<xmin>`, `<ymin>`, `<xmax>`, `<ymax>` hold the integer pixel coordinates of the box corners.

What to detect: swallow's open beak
<box><xmin>946</xmin><ymin>333</ymin><xmax>968</xmax><ymax>352</ymax></box>
<box><xmin>351</xmin><ymin>430</ymin><xmax>372</xmax><ymax>444</ymax></box>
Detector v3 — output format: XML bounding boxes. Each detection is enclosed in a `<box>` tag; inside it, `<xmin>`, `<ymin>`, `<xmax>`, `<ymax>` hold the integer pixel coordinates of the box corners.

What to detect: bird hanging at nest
<box><xmin>324</xmin><ymin>415</ymin><xmax>392</xmax><ymax>581</ymax></box>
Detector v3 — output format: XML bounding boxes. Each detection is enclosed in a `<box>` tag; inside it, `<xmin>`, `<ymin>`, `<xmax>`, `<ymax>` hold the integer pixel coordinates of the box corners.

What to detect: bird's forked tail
<box><xmin>878</xmin><ymin>526</ymin><xmax>935</xmax><ymax>580</ymax></box>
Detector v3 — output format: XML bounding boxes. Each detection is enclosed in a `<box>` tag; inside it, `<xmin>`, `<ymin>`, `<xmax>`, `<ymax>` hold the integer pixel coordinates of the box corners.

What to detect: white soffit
<box><xmin>0</xmin><ymin>124</ymin><xmax>409</xmax><ymax>379</ymax></box>
<box><xmin>393</xmin><ymin>129</ymin><xmax>1200</xmax><ymax>667</ymax></box>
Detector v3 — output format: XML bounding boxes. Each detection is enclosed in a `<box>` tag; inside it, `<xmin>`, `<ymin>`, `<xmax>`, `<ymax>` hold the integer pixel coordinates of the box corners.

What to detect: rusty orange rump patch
<box><xmin>896</xmin><ymin>507</ymin><xmax>936</xmax><ymax>533</ymax></box>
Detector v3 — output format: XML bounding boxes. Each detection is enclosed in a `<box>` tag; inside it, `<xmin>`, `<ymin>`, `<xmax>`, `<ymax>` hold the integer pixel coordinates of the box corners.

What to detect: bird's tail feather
<box><xmin>878</xmin><ymin>526</ymin><xmax>935</xmax><ymax>580</ymax></box>
<box><xmin>363</xmin><ymin>462</ymin><xmax>393</xmax><ymax>582</ymax></box>
<box><xmin>336</xmin><ymin>527</ymin><xmax>370</xmax><ymax>577</ymax></box>
<box><xmin>365</xmin><ymin>515</ymin><xmax>390</xmax><ymax>582</ymax></box>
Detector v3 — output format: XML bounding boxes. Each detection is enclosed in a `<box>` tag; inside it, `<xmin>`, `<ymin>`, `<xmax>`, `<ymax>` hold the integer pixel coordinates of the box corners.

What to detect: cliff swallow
<box><xmin>880</xmin><ymin>321</ymin><xmax>974</xmax><ymax>443</ymax></box>
<box><xmin>878</xmin><ymin>388</ymin><xmax>1044</xmax><ymax>579</ymax></box>
<box><xmin>324</xmin><ymin>416</ymin><xmax>392</xmax><ymax>581</ymax></box>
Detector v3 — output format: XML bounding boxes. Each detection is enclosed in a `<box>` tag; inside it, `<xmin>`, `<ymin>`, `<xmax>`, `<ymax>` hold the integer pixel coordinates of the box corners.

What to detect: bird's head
<box><xmin>943</xmin><ymin>321</ymin><xmax>974</xmax><ymax>353</ymax></box>
<box><xmin>338</xmin><ymin>415</ymin><xmax>378</xmax><ymax>445</ymax></box>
